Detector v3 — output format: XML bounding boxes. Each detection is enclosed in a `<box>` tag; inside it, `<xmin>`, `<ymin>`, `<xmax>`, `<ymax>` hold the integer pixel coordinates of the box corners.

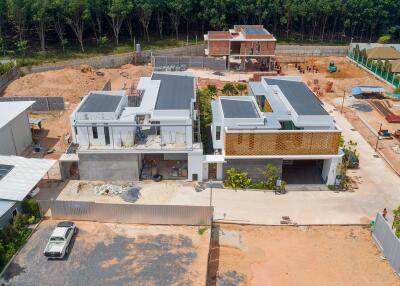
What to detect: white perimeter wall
<box><xmin>322</xmin><ymin>157</ymin><xmax>341</xmax><ymax>185</ymax></box>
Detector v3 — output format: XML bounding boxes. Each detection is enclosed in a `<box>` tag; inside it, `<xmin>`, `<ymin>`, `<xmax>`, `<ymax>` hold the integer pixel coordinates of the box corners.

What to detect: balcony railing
<box><xmin>76</xmin><ymin>124</ymin><xmax>201</xmax><ymax>151</ymax></box>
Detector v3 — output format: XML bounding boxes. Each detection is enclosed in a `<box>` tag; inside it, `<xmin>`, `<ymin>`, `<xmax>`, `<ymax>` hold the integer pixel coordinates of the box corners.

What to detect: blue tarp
<box><xmin>352</xmin><ymin>86</ymin><xmax>385</xmax><ymax>95</ymax></box>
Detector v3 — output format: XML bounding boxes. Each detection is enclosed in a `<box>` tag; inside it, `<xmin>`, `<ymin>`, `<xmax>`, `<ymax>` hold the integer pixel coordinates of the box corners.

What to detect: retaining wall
<box><xmin>0</xmin><ymin>96</ymin><xmax>65</xmax><ymax>111</ymax></box>
<box><xmin>0</xmin><ymin>66</ymin><xmax>19</xmax><ymax>91</ymax></box>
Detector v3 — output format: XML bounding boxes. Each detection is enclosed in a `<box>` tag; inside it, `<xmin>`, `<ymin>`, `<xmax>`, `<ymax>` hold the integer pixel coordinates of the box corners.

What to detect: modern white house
<box><xmin>208</xmin><ymin>76</ymin><xmax>343</xmax><ymax>185</ymax></box>
<box><xmin>0</xmin><ymin>101</ymin><xmax>34</xmax><ymax>156</ymax></box>
<box><xmin>69</xmin><ymin>72</ymin><xmax>204</xmax><ymax>181</ymax></box>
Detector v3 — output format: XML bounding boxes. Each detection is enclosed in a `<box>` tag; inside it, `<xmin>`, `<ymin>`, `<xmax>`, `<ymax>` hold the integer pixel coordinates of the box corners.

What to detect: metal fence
<box><xmin>0</xmin><ymin>65</ymin><xmax>19</xmax><ymax>91</ymax></box>
<box><xmin>372</xmin><ymin>213</ymin><xmax>400</xmax><ymax>273</ymax></box>
<box><xmin>152</xmin><ymin>56</ymin><xmax>226</xmax><ymax>70</ymax></box>
<box><xmin>276</xmin><ymin>45</ymin><xmax>349</xmax><ymax>56</ymax></box>
<box><xmin>0</xmin><ymin>96</ymin><xmax>65</xmax><ymax>111</ymax></box>
<box><xmin>348</xmin><ymin>51</ymin><xmax>400</xmax><ymax>88</ymax></box>
<box><xmin>47</xmin><ymin>200</ymin><xmax>213</xmax><ymax>226</ymax></box>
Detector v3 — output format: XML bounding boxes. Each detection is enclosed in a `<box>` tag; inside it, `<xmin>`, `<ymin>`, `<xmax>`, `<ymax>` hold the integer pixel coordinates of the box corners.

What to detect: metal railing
<box><xmin>347</xmin><ymin>51</ymin><xmax>400</xmax><ymax>88</ymax></box>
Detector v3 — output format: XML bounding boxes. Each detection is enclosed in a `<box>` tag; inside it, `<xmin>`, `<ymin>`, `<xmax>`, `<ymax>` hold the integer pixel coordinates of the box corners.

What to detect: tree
<box><xmin>167</xmin><ymin>0</ymin><xmax>191</xmax><ymax>40</ymax></box>
<box><xmin>31</xmin><ymin>0</ymin><xmax>51</xmax><ymax>52</ymax></box>
<box><xmin>107</xmin><ymin>0</ymin><xmax>132</xmax><ymax>44</ymax></box>
<box><xmin>0</xmin><ymin>0</ymin><xmax>7</xmax><ymax>40</ymax></box>
<box><xmin>89</xmin><ymin>0</ymin><xmax>107</xmax><ymax>42</ymax></box>
<box><xmin>221</xmin><ymin>83</ymin><xmax>238</xmax><ymax>96</ymax></box>
<box><xmin>154</xmin><ymin>0</ymin><xmax>165</xmax><ymax>38</ymax></box>
<box><xmin>65</xmin><ymin>0</ymin><xmax>89</xmax><ymax>52</ymax></box>
<box><xmin>236</xmin><ymin>83</ymin><xmax>247</xmax><ymax>95</ymax></box>
<box><xmin>7</xmin><ymin>0</ymin><xmax>30</xmax><ymax>41</ymax></box>
<box><xmin>393</xmin><ymin>206</ymin><xmax>400</xmax><ymax>238</ymax></box>
<box><xmin>207</xmin><ymin>84</ymin><xmax>217</xmax><ymax>97</ymax></box>
<box><xmin>225</xmin><ymin>168</ymin><xmax>252</xmax><ymax>190</ymax></box>
<box><xmin>137</xmin><ymin>0</ymin><xmax>153</xmax><ymax>42</ymax></box>
<box><xmin>50</xmin><ymin>0</ymin><xmax>68</xmax><ymax>52</ymax></box>
<box><xmin>257</xmin><ymin>164</ymin><xmax>280</xmax><ymax>189</ymax></box>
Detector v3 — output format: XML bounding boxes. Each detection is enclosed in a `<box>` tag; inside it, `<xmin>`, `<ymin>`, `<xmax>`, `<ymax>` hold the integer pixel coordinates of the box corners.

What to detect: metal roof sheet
<box><xmin>264</xmin><ymin>78</ymin><xmax>328</xmax><ymax>116</ymax></box>
<box><xmin>152</xmin><ymin>73</ymin><xmax>195</xmax><ymax>110</ymax></box>
<box><xmin>0</xmin><ymin>101</ymin><xmax>35</xmax><ymax>129</ymax></box>
<box><xmin>78</xmin><ymin>93</ymin><xmax>123</xmax><ymax>113</ymax></box>
<box><xmin>0</xmin><ymin>156</ymin><xmax>55</xmax><ymax>201</ymax></box>
<box><xmin>351</xmin><ymin>86</ymin><xmax>385</xmax><ymax>95</ymax></box>
<box><xmin>221</xmin><ymin>98</ymin><xmax>260</xmax><ymax>118</ymax></box>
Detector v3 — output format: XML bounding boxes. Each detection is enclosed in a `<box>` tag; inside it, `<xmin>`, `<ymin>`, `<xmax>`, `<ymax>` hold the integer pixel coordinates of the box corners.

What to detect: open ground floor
<box><xmin>203</xmin><ymin>156</ymin><xmax>341</xmax><ymax>186</ymax></box>
<box><xmin>207</xmin><ymin>224</ymin><xmax>399</xmax><ymax>286</ymax></box>
<box><xmin>0</xmin><ymin>220</ymin><xmax>210</xmax><ymax>286</ymax></box>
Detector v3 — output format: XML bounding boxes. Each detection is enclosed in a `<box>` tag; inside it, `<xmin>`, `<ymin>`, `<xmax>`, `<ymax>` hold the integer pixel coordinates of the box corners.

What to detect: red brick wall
<box><xmin>240</xmin><ymin>41</ymin><xmax>275</xmax><ymax>56</ymax></box>
<box><xmin>209</xmin><ymin>41</ymin><xmax>230</xmax><ymax>56</ymax></box>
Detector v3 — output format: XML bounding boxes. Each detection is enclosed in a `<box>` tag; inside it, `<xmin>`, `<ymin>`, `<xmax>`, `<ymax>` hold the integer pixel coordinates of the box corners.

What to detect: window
<box><xmin>192</xmin><ymin>174</ymin><xmax>198</xmax><ymax>181</ymax></box>
<box><xmin>216</xmin><ymin>126</ymin><xmax>221</xmax><ymax>140</ymax></box>
<box><xmin>74</xmin><ymin>126</ymin><xmax>78</xmax><ymax>135</ymax></box>
<box><xmin>92</xmin><ymin>125</ymin><xmax>98</xmax><ymax>139</ymax></box>
<box><xmin>104</xmin><ymin>125</ymin><xmax>110</xmax><ymax>145</ymax></box>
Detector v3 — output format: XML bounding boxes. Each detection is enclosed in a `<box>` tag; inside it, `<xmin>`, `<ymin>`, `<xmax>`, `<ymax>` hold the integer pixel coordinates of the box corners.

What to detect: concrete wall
<box><xmin>188</xmin><ymin>151</ymin><xmax>204</xmax><ymax>181</ymax></box>
<box><xmin>322</xmin><ymin>157</ymin><xmax>341</xmax><ymax>185</ymax></box>
<box><xmin>78</xmin><ymin>153</ymin><xmax>140</xmax><ymax>181</ymax></box>
<box><xmin>223</xmin><ymin>158</ymin><xmax>283</xmax><ymax>181</ymax></box>
<box><xmin>0</xmin><ymin>110</ymin><xmax>32</xmax><ymax>155</ymax></box>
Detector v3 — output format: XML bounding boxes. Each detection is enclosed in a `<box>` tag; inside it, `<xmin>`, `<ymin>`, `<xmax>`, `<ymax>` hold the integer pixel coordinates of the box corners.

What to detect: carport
<box><xmin>282</xmin><ymin>160</ymin><xmax>325</xmax><ymax>184</ymax></box>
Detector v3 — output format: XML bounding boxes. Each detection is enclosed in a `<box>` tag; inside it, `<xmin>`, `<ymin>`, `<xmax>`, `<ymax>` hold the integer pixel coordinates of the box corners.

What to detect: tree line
<box><xmin>0</xmin><ymin>0</ymin><xmax>399</xmax><ymax>54</ymax></box>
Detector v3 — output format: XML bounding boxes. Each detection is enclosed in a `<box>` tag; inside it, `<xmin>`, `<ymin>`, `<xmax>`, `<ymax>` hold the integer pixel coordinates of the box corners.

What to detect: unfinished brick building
<box><xmin>204</xmin><ymin>25</ymin><xmax>277</xmax><ymax>71</ymax></box>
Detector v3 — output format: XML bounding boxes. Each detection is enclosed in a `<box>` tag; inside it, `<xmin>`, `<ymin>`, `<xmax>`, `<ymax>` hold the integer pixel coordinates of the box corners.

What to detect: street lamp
<box><xmin>375</xmin><ymin>122</ymin><xmax>383</xmax><ymax>151</ymax></box>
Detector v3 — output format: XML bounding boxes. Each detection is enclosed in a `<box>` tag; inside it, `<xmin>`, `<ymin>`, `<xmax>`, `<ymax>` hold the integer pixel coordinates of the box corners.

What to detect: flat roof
<box><xmin>0</xmin><ymin>101</ymin><xmax>35</xmax><ymax>129</ymax></box>
<box><xmin>78</xmin><ymin>93</ymin><xmax>123</xmax><ymax>113</ymax></box>
<box><xmin>152</xmin><ymin>73</ymin><xmax>195</xmax><ymax>110</ymax></box>
<box><xmin>264</xmin><ymin>78</ymin><xmax>328</xmax><ymax>116</ymax></box>
<box><xmin>0</xmin><ymin>156</ymin><xmax>55</xmax><ymax>201</ymax></box>
<box><xmin>221</xmin><ymin>98</ymin><xmax>260</xmax><ymax>118</ymax></box>
<box><xmin>243</xmin><ymin>27</ymin><xmax>269</xmax><ymax>35</ymax></box>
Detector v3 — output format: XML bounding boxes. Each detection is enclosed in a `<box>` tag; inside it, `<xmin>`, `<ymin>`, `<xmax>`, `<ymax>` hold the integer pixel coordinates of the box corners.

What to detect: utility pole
<box><xmin>209</xmin><ymin>179</ymin><xmax>213</xmax><ymax>207</ymax></box>
<box><xmin>340</xmin><ymin>91</ymin><xmax>346</xmax><ymax>113</ymax></box>
<box><xmin>375</xmin><ymin>122</ymin><xmax>383</xmax><ymax>151</ymax></box>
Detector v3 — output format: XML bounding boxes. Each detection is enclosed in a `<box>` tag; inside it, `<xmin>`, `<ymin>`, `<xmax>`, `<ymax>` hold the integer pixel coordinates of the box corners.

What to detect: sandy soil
<box><xmin>208</xmin><ymin>224</ymin><xmax>400</xmax><ymax>286</ymax></box>
<box><xmin>56</xmin><ymin>180</ymin><xmax>206</xmax><ymax>205</ymax></box>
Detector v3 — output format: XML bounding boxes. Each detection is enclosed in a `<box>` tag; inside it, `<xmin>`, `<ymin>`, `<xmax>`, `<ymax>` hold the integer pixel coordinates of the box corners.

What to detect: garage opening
<box><xmin>282</xmin><ymin>160</ymin><xmax>325</xmax><ymax>184</ymax></box>
<box><xmin>141</xmin><ymin>154</ymin><xmax>188</xmax><ymax>180</ymax></box>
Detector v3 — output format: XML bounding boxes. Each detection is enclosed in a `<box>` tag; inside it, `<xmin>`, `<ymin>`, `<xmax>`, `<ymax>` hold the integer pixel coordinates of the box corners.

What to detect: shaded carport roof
<box><xmin>0</xmin><ymin>156</ymin><xmax>55</xmax><ymax>201</ymax></box>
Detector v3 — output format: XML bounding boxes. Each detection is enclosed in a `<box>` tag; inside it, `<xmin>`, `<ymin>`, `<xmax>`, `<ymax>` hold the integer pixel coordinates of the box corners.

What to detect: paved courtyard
<box><xmin>0</xmin><ymin>220</ymin><xmax>209</xmax><ymax>286</ymax></box>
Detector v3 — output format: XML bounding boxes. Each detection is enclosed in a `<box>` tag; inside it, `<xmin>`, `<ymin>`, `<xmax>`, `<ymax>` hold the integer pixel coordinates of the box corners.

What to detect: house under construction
<box><xmin>204</xmin><ymin>25</ymin><xmax>277</xmax><ymax>71</ymax></box>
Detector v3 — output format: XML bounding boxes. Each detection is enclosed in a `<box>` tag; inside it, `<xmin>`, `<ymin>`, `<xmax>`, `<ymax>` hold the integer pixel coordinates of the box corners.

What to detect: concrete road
<box><xmin>210</xmin><ymin>104</ymin><xmax>400</xmax><ymax>225</ymax></box>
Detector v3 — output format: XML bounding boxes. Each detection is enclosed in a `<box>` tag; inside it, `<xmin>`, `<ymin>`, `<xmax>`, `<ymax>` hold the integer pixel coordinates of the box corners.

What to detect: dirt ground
<box><xmin>1</xmin><ymin>64</ymin><xmax>152</xmax><ymax>160</ymax></box>
<box><xmin>1</xmin><ymin>220</ymin><xmax>210</xmax><ymax>286</ymax></box>
<box><xmin>207</xmin><ymin>224</ymin><xmax>400</xmax><ymax>286</ymax></box>
<box><xmin>278</xmin><ymin>56</ymin><xmax>400</xmax><ymax>174</ymax></box>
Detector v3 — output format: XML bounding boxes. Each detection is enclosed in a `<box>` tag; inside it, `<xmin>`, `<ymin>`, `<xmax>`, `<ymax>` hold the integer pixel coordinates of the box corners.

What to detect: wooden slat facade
<box><xmin>225</xmin><ymin>131</ymin><xmax>341</xmax><ymax>156</ymax></box>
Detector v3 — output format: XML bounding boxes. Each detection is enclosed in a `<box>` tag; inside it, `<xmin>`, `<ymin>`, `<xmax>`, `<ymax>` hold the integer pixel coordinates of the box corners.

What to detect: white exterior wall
<box><xmin>160</xmin><ymin>119</ymin><xmax>192</xmax><ymax>145</ymax></box>
<box><xmin>188</xmin><ymin>151</ymin><xmax>204</xmax><ymax>181</ymax></box>
<box><xmin>322</xmin><ymin>157</ymin><xmax>341</xmax><ymax>185</ymax></box>
<box><xmin>0</xmin><ymin>111</ymin><xmax>31</xmax><ymax>155</ymax></box>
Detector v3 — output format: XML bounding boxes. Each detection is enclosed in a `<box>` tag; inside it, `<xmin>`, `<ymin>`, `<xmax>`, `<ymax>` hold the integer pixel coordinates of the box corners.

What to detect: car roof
<box><xmin>52</xmin><ymin>227</ymin><xmax>68</xmax><ymax>238</ymax></box>
<box><xmin>57</xmin><ymin>221</ymin><xmax>74</xmax><ymax>228</ymax></box>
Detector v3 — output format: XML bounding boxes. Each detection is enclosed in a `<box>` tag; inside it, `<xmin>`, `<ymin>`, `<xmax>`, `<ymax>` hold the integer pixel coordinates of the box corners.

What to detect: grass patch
<box><xmin>0</xmin><ymin>36</ymin><xmax>202</xmax><ymax>67</ymax></box>
<box><xmin>198</xmin><ymin>226</ymin><xmax>209</xmax><ymax>235</ymax></box>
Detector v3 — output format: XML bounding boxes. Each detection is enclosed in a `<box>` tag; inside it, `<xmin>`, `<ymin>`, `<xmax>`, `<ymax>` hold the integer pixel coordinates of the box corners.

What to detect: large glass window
<box><xmin>92</xmin><ymin>125</ymin><xmax>98</xmax><ymax>139</ymax></box>
<box><xmin>216</xmin><ymin>126</ymin><xmax>221</xmax><ymax>140</ymax></box>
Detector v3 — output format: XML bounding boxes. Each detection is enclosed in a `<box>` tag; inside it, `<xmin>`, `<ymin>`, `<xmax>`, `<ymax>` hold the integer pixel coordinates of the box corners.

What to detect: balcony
<box><xmin>76</xmin><ymin>124</ymin><xmax>201</xmax><ymax>152</ymax></box>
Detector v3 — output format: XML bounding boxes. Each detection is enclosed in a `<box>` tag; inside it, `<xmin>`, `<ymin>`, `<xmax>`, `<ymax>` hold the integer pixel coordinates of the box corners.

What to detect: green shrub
<box><xmin>394</xmin><ymin>87</ymin><xmax>400</xmax><ymax>94</ymax></box>
<box><xmin>198</xmin><ymin>226</ymin><xmax>208</xmax><ymax>235</ymax></box>
<box><xmin>0</xmin><ymin>61</ymin><xmax>14</xmax><ymax>76</ymax></box>
<box><xmin>377</xmin><ymin>35</ymin><xmax>391</xmax><ymax>44</ymax></box>
<box><xmin>257</xmin><ymin>164</ymin><xmax>281</xmax><ymax>189</ymax></box>
<box><xmin>225</xmin><ymin>168</ymin><xmax>252</xmax><ymax>190</ymax></box>
<box><xmin>22</xmin><ymin>199</ymin><xmax>41</xmax><ymax>222</ymax></box>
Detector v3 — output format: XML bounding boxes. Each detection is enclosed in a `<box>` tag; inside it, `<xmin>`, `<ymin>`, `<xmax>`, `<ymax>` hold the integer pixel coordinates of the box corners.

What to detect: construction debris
<box><xmin>94</xmin><ymin>184</ymin><xmax>125</xmax><ymax>196</ymax></box>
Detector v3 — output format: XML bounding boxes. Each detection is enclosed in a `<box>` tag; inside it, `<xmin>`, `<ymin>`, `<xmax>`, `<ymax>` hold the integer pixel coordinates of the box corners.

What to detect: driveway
<box><xmin>210</xmin><ymin>104</ymin><xmax>400</xmax><ymax>225</ymax></box>
<box><xmin>0</xmin><ymin>220</ymin><xmax>209</xmax><ymax>286</ymax></box>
